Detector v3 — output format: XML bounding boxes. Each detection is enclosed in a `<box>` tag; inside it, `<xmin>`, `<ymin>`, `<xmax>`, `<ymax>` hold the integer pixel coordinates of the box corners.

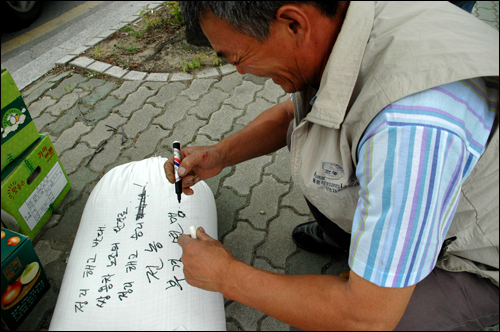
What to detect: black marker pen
<box><xmin>173</xmin><ymin>141</ymin><xmax>182</xmax><ymax>204</ymax></box>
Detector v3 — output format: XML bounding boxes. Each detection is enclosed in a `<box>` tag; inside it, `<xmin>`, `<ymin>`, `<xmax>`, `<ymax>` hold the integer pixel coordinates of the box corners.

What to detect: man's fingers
<box><xmin>196</xmin><ymin>227</ymin><xmax>211</xmax><ymax>241</ymax></box>
<box><xmin>164</xmin><ymin>158</ymin><xmax>175</xmax><ymax>183</ymax></box>
<box><xmin>165</xmin><ymin>154</ymin><xmax>199</xmax><ymax>183</ymax></box>
<box><xmin>165</xmin><ymin>147</ymin><xmax>196</xmax><ymax>183</ymax></box>
<box><xmin>177</xmin><ymin>228</ymin><xmax>215</xmax><ymax>246</ymax></box>
<box><xmin>177</xmin><ymin>152</ymin><xmax>197</xmax><ymax>178</ymax></box>
<box><xmin>164</xmin><ymin>160</ymin><xmax>196</xmax><ymax>195</ymax></box>
<box><xmin>182</xmin><ymin>175</ymin><xmax>200</xmax><ymax>187</ymax></box>
<box><xmin>177</xmin><ymin>234</ymin><xmax>192</xmax><ymax>247</ymax></box>
<box><xmin>183</xmin><ymin>187</ymin><xmax>194</xmax><ymax>196</ymax></box>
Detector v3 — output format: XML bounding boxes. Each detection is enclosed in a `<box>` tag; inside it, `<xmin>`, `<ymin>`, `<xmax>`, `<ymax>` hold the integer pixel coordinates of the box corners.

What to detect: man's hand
<box><xmin>177</xmin><ymin>227</ymin><xmax>236</xmax><ymax>292</ymax></box>
<box><xmin>177</xmin><ymin>227</ymin><xmax>415</xmax><ymax>330</ymax></box>
<box><xmin>164</xmin><ymin>99</ymin><xmax>294</xmax><ymax>195</ymax></box>
<box><xmin>164</xmin><ymin>145</ymin><xmax>225</xmax><ymax>195</ymax></box>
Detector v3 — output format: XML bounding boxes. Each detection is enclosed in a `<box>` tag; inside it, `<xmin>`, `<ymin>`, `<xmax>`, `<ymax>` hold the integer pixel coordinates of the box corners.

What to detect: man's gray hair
<box><xmin>180</xmin><ymin>1</ymin><xmax>341</xmax><ymax>41</ymax></box>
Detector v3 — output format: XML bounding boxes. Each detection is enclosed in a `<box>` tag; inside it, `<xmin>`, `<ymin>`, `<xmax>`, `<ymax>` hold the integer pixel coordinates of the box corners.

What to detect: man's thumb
<box><xmin>178</xmin><ymin>153</ymin><xmax>195</xmax><ymax>177</ymax></box>
<box><xmin>196</xmin><ymin>227</ymin><xmax>213</xmax><ymax>241</ymax></box>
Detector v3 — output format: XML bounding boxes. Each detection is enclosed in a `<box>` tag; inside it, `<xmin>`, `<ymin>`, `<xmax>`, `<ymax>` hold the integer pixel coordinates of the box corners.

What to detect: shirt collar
<box><xmin>304</xmin><ymin>1</ymin><xmax>374</xmax><ymax>129</ymax></box>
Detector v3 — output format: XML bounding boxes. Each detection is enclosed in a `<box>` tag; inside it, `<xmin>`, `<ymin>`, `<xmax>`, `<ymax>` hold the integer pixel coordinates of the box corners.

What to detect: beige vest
<box><xmin>291</xmin><ymin>1</ymin><xmax>499</xmax><ymax>286</ymax></box>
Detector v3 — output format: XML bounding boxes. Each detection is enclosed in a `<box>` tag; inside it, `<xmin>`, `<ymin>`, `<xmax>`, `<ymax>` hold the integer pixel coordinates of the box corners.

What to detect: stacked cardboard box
<box><xmin>1</xmin><ymin>228</ymin><xmax>50</xmax><ymax>330</ymax></box>
<box><xmin>1</xmin><ymin>71</ymin><xmax>71</xmax><ymax>329</ymax></box>
<box><xmin>1</xmin><ymin>70</ymin><xmax>39</xmax><ymax>171</ymax></box>
<box><xmin>1</xmin><ymin>135</ymin><xmax>72</xmax><ymax>240</ymax></box>
<box><xmin>1</xmin><ymin>70</ymin><xmax>72</xmax><ymax>240</ymax></box>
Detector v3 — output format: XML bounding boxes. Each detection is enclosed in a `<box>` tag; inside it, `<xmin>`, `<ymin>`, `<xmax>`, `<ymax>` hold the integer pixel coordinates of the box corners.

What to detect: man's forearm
<box><xmin>216</xmin><ymin>99</ymin><xmax>294</xmax><ymax>168</ymax></box>
<box><xmin>221</xmin><ymin>259</ymin><xmax>363</xmax><ymax>331</ymax></box>
<box><xmin>220</xmin><ymin>258</ymin><xmax>413</xmax><ymax>331</ymax></box>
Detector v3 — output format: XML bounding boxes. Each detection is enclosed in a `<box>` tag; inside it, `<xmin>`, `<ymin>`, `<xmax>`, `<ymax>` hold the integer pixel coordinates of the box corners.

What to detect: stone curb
<box><xmin>56</xmin><ymin>1</ymin><xmax>236</xmax><ymax>82</ymax></box>
<box><xmin>68</xmin><ymin>56</ymin><xmax>236</xmax><ymax>82</ymax></box>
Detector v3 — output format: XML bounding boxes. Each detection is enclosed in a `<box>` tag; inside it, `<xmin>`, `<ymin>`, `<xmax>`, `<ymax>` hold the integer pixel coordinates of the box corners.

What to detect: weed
<box><xmin>132</xmin><ymin>30</ymin><xmax>144</xmax><ymax>38</ymax></box>
<box><xmin>92</xmin><ymin>46</ymin><xmax>106</xmax><ymax>59</ymax></box>
<box><xmin>165</xmin><ymin>1</ymin><xmax>183</xmax><ymax>26</ymax></box>
<box><xmin>127</xmin><ymin>44</ymin><xmax>138</xmax><ymax>53</ymax></box>
<box><xmin>140</xmin><ymin>2</ymin><xmax>183</xmax><ymax>31</ymax></box>
<box><xmin>183</xmin><ymin>54</ymin><xmax>203</xmax><ymax>72</ymax></box>
<box><xmin>141</xmin><ymin>4</ymin><xmax>163</xmax><ymax>31</ymax></box>
<box><xmin>63</xmin><ymin>83</ymin><xmax>72</xmax><ymax>93</ymax></box>
<box><xmin>212</xmin><ymin>55</ymin><xmax>222</xmax><ymax>66</ymax></box>
<box><xmin>120</xmin><ymin>56</ymin><xmax>136</xmax><ymax>70</ymax></box>
<box><xmin>120</xmin><ymin>26</ymin><xmax>144</xmax><ymax>38</ymax></box>
<box><xmin>119</xmin><ymin>44</ymin><xmax>138</xmax><ymax>54</ymax></box>
<box><xmin>183</xmin><ymin>52</ymin><xmax>223</xmax><ymax>72</ymax></box>
<box><xmin>86</xmin><ymin>71</ymin><xmax>101</xmax><ymax>78</ymax></box>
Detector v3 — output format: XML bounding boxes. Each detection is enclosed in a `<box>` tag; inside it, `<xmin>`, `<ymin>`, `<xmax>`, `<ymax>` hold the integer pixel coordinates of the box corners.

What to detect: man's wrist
<box><xmin>214</xmin><ymin>137</ymin><xmax>235</xmax><ymax>169</ymax></box>
<box><xmin>216</xmin><ymin>258</ymin><xmax>248</xmax><ymax>301</ymax></box>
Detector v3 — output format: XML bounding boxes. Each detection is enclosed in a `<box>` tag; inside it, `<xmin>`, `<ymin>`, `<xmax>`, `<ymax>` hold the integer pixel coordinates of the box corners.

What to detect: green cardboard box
<box><xmin>1</xmin><ymin>135</ymin><xmax>71</xmax><ymax>241</ymax></box>
<box><xmin>1</xmin><ymin>70</ymin><xmax>40</xmax><ymax>171</ymax></box>
<box><xmin>1</xmin><ymin>227</ymin><xmax>50</xmax><ymax>330</ymax></box>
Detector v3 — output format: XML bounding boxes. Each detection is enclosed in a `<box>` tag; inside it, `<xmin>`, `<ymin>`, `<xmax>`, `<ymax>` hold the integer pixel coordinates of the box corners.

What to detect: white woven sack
<box><xmin>50</xmin><ymin>157</ymin><xmax>225</xmax><ymax>331</ymax></box>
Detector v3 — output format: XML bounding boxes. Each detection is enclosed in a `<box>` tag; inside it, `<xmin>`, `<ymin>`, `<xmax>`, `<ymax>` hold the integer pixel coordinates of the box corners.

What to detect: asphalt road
<box><xmin>1</xmin><ymin>1</ymin><xmax>154</xmax><ymax>91</ymax></box>
<box><xmin>1</xmin><ymin>1</ymin><xmax>88</xmax><ymax>45</ymax></box>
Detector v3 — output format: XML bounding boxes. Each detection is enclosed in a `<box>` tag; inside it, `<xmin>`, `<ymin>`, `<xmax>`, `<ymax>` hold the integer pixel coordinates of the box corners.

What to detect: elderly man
<box><xmin>165</xmin><ymin>2</ymin><xmax>499</xmax><ymax>330</ymax></box>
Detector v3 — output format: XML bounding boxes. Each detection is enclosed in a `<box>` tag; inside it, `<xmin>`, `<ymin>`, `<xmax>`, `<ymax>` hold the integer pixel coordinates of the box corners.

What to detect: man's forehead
<box><xmin>199</xmin><ymin>14</ymin><xmax>234</xmax><ymax>56</ymax></box>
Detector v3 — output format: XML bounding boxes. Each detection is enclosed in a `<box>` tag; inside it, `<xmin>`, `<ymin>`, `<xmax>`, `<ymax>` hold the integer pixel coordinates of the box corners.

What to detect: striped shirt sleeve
<box><xmin>348</xmin><ymin>78</ymin><xmax>497</xmax><ymax>288</ymax></box>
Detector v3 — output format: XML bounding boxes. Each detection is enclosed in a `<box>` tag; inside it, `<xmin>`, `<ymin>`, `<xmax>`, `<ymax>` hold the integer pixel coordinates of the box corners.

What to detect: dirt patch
<box><xmin>82</xmin><ymin>2</ymin><xmax>226</xmax><ymax>75</ymax></box>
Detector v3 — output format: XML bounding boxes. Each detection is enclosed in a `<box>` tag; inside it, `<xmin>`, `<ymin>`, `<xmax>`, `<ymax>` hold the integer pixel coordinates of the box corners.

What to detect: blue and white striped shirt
<box><xmin>349</xmin><ymin>78</ymin><xmax>497</xmax><ymax>287</ymax></box>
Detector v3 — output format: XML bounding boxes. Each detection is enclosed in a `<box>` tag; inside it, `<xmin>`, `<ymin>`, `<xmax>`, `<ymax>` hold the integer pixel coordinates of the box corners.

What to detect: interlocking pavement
<box><xmin>15</xmin><ymin>1</ymin><xmax>499</xmax><ymax>330</ymax></box>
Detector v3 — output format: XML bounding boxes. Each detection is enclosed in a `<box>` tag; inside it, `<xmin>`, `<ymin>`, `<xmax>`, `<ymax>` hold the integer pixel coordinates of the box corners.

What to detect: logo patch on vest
<box><xmin>322</xmin><ymin>162</ymin><xmax>344</xmax><ymax>180</ymax></box>
<box><xmin>312</xmin><ymin>162</ymin><xmax>359</xmax><ymax>193</ymax></box>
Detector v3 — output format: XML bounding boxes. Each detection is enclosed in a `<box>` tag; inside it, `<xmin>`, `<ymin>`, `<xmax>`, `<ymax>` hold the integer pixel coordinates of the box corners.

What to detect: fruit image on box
<box><xmin>1</xmin><ymin>228</ymin><xmax>50</xmax><ymax>330</ymax></box>
<box><xmin>1</xmin><ymin>70</ymin><xmax>39</xmax><ymax>171</ymax></box>
<box><xmin>1</xmin><ymin>135</ymin><xmax>71</xmax><ymax>241</ymax></box>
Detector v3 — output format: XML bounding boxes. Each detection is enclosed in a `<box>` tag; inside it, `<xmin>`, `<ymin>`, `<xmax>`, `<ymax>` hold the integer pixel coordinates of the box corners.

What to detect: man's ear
<box><xmin>275</xmin><ymin>4</ymin><xmax>311</xmax><ymax>47</ymax></box>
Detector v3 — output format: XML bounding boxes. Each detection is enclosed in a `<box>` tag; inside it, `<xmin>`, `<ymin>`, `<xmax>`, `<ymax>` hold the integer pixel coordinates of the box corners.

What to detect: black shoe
<box><xmin>292</xmin><ymin>221</ymin><xmax>343</xmax><ymax>254</ymax></box>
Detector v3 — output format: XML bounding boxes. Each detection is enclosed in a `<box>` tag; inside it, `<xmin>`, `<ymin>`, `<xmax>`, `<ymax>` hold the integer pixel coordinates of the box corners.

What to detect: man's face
<box><xmin>200</xmin><ymin>13</ymin><xmax>308</xmax><ymax>93</ymax></box>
